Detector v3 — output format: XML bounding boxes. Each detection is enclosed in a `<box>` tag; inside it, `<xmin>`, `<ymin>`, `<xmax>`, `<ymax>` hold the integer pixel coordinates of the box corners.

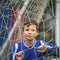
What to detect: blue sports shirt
<box><xmin>9</xmin><ymin>40</ymin><xmax>56</xmax><ymax>60</ymax></box>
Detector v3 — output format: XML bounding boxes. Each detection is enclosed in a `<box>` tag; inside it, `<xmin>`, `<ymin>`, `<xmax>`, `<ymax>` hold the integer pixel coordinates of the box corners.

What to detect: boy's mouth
<box><xmin>28</xmin><ymin>35</ymin><xmax>33</xmax><ymax>37</ymax></box>
<box><xmin>26</xmin><ymin>36</ymin><xmax>33</xmax><ymax>39</ymax></box>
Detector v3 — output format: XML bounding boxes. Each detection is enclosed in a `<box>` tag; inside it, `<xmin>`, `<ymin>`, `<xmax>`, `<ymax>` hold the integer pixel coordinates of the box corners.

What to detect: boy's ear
<box><xmin>36</xmin><ymin>31</ymin><xmax>39</xmax><ymax>36</ymax></box>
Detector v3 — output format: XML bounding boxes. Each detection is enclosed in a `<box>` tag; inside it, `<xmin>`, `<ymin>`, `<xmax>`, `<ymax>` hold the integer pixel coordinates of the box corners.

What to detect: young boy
<box><xmin>9</xmin><ymin>20</ymin><xmax>59</xmax><ymax>60</ymax></box>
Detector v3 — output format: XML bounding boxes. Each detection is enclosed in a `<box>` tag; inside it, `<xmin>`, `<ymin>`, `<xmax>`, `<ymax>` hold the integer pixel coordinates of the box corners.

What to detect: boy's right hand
<box><xmin>16</xmin><ymin>51</ymin><xmax>24</xmax><ymax>60</ymax></box>
<box><xmin>37</xmin><ymin>44</ymin><xmax>47</xmax><ymax>53</ymax></box>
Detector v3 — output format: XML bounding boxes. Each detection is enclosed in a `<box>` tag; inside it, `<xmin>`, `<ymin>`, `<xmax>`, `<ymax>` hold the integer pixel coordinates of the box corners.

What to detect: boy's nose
<box><xmin>28</xmin><ymin>31</ymin><xmax>32</xmax><ymax>34</ymax></box>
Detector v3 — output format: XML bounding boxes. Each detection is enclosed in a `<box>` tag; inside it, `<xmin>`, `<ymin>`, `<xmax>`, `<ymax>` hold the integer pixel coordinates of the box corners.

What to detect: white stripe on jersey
<box><xmin>40</xmin><ymin>40</ymin><xmax>53</xmax><ymax>48</ymax></box>
<box><xmin>13</xmin><ymin>43</ymin><xmax>18</xmax><ymax>60</ymax></box>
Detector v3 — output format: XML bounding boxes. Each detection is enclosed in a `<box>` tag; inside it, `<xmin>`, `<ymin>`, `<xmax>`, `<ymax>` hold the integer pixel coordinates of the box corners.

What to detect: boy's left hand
<box><xmin>16</xmin><ymin>51</ymin><xmax>24</xmax><ymax>60</ymax></box>
<box><xmin>37</xmin><ymin>44</ymin><xmax>47</xmax><ymax>53</ymax></box>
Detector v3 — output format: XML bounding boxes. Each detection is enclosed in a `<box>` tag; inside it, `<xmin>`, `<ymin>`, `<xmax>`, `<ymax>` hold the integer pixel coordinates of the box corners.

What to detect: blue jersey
<box><xmin>9</xmin><ymin>40</ymin><xmax>55</xmax><ymax>60</ymax></box>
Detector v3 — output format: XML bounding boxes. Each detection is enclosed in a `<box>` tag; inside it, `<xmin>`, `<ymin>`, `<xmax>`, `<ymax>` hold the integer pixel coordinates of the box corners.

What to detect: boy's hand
<box><xmin>37</xmin><ymin>44</ymin><xmax>47</xmax><ymax>53</ymax></box>
<box><xmin>16</xmin><ymin>51</ymin><xmax>24</xmax><ymax>60</ymax></box>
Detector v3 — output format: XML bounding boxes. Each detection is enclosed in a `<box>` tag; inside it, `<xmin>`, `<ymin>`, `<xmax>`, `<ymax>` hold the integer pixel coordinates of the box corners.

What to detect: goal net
<box><xmin>0</xmin><ymin>0</ymin><xmax>59</xmax><ymax>60</ymax></box>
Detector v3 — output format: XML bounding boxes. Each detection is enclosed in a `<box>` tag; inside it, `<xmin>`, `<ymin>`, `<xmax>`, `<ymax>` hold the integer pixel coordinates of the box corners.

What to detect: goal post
<box><xmin>56</xmin><ymin>0</ymin><xmax>60</xmax><ymax>60</ymax></box>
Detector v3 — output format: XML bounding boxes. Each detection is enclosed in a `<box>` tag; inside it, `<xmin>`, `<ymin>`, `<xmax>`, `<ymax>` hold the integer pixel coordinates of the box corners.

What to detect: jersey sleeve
<box><xmin>40</xmin><ymin>40</ymin><xmax>59</xmax><ymax>58</ymax></box>
<box><xmin>9</xmin><ymin>43</ymin><xmax>18</xmax><ymax>60</ymax></box>
<box><xmin>40</xmin><ymin>40</ymin><xmax>55</xmax><ymax>48</ymax></box>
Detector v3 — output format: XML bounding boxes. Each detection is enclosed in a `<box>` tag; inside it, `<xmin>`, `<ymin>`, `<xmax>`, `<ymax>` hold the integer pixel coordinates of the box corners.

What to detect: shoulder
<box><xmin>12</xmin><ymin>41</ymin><xmax>23</xmax><ymax>52</ymax></box>
<box><xmin>14</xmin><ymin>41</ymin><xmax>23</xmax><ymax>47</ymax></box>
<box><xmin>36</xmin><ymin>40</ymin><xmax>51</xmax><ymax>45</ymax></box>
<box><xmin>36</xmin><ymin>40</ymin><xmax>44</xmax><ymax>44</ymax></box>
<box><xmin>36</xmin><ymin>40</ymin><xmax>51</xmax><ymax>46</ymax></box>
<box><xmin>36</xmin><ymin>40</ymin><xmax>55</xmax><ymax>48</ymax></box>
<box><xmin>35</xmin><ymin>40</ymin><xmax>44</xmax><ymax>45</ymax></box>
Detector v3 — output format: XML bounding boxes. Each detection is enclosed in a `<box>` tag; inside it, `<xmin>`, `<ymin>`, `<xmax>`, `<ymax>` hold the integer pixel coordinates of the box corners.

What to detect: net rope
<box><xmin>0</xmin><ymin>0</ymin><xmax>58</xmax><ymax>60</ymax></box>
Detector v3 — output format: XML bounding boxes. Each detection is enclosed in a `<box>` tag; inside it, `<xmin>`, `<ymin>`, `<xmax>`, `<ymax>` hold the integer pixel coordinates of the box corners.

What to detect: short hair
<box><xmin>22</xmin><ymin>19</ymin><xmax>39</xmax><ymax>32</ymax></box>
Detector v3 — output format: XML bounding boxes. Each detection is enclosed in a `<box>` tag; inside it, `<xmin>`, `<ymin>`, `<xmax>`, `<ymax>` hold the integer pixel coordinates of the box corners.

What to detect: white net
<box><xmin>0</xmin><ymin>0</ymin><xmax>59</xmax><ymax>60</ymax></box>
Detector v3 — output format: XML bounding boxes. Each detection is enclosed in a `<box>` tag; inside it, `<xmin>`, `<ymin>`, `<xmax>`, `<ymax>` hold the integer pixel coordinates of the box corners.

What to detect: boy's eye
<box><xmin>25</xmin><ymin>29</ymin><xmax>29</xmax><ymax>31</ymax></box>
<box><xmin>25</xmin><ymin>29</ymin><xmax>35</xmax><ymax>31</ymax></box>
<box><xmin>31</xmin><ymin>29</ymin><xmax>35</xmax><ymax>31</ymax></box>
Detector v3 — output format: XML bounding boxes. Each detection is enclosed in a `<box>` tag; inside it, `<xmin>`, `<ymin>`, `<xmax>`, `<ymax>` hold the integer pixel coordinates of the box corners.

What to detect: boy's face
<box><xmin>22</xmin><ymin>24</ymin><xmax>39</xmax><ymax>40</ymax></box>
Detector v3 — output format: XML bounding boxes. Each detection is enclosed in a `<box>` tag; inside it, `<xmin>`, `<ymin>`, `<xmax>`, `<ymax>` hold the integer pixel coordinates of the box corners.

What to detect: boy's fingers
<box><xmin>16</xmin><ymin>51</ymin><xmax>24</xmax><ymax>57</ymax></box>
<box><xmin>38</xmin><ymin>45</ymin><xmax>45</xmax><ymax>49</ymax></box>
<box><xmin>16</xmin><ymin>51</ymin><xmax>24</xmax><ymax>60</ymax></box>
<box><xmin>38</xmin><ymin>44</ymin><xmax>47</xmax><ymax>52</ymax></box>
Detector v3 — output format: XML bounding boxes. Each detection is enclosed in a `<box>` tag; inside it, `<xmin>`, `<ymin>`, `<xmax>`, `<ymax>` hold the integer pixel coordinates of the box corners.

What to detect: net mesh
<box><xmin>0</xmin><ymin>0</ymin><xmax>58</xmax><ymax>60</ymax></box>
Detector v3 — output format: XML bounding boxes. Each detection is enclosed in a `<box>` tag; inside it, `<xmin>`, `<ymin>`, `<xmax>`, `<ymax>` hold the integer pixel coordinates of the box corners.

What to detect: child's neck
<box><xmin>24</xmin><ymin>39</ymin><xmax>35</xmax><ymax>48</ymax></box>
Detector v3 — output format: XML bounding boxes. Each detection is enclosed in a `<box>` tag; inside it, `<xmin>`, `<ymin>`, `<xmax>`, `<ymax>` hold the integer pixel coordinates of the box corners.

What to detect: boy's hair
<box><xmin>22</xmin><ymin>19</ymin><xmax>39</xmax><ymax>32</ymax></box>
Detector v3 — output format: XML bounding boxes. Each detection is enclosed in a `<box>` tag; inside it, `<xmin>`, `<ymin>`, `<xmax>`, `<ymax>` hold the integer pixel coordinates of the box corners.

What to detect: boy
<box><xmin>9</xmin><ymin>20</ymin><xmax>59</xmax><ymax>60</ymax></box>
